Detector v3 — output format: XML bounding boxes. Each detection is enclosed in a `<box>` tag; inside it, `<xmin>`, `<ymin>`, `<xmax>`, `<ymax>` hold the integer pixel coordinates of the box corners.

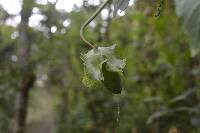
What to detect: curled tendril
<box><xmin>80</xmin><ymin>0</ymin><xmax>111</xmax><ymax>49</ymax></box>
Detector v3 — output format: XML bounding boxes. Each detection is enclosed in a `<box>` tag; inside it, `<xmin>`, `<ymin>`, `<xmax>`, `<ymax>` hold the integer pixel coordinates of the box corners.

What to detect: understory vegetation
<box><xmin>0</xmin><ymin>0</ymin><xmax>200</xmax><ymax>133</ymax></box>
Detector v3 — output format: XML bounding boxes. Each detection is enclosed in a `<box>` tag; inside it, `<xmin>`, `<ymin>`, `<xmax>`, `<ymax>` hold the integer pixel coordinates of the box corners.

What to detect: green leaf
<box><xmin>82</xmin><ymin>44</ymin><xmax>126</xmax><ymax>80</ymax></box>
<box><xmin>113</xmin><ymin>0</ymin><xmax>130</xmax><ymax>16</ymax></box>
<box><xmin>82</xmin><ymin>49</ymin><xmax>104</xmax><ymax>80</ymax></box>
<box><xmin>81</xmin><ymin>44</ymin><xmax>126</xmax><ymax>93</ymax></box>
<box><xmin>175</xmin><ymin>0</ymin><xmax>200</xmax><ymax>51</ymax></box>
<box><xmin>98</xmin><ymin>44</ymin><xmax>126</xmax><ymax>72</ymax></box>
<box><xmin>82</xmin><ymin>72</ymin><xmax>102</xmax><ymax>89</ymax></box>
<box><xmin>101</xmin><ymin>62</ymin><xmax>122</xmax><ymax>94</ymax></box>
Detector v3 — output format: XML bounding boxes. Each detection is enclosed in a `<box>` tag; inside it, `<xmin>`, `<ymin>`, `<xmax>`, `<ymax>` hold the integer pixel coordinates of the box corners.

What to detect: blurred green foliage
<box><xmin>0</xmin><ymin>0</ymin><xmax>200</xmax><ymax>133</ymax></box>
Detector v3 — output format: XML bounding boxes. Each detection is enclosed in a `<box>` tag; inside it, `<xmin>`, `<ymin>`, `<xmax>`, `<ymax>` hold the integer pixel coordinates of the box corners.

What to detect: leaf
<box><xmin>82</xmin><ymin>44</ymin><xmax>126</xmax><ymax>81</ymax></box>
<box><xmin>175</xmin><ymin>0</ymin><xmax>200</xmax><ymax>51</ymax></box>
<box><xmin>101</xmin><ymin>62</ymin><xmax>122</xmax><ymax>94</ymax></box>
<box><xmin>169</xmin><ymin>89</ymin><xmax>196</xmax><ymax>103</ymax></box>
<box><xmin>81</xmin><ymin>49</ymin><xmax>104</xmax><ymax>80</ymax></box>
<box><xmin>98</xmin><ymin>44</ymin><xmax>126</xmax><ymax>72</ymax></box>
<box><xmin>147</xmin><ymin>110</ymin><xmax>169</xmax><ymax>124</ymax></box>
<box><xmin>147</xmin><ymin>107</ymin><xmax>190</xmax><ymax>124</ymax></box>
<box><xmin>81</xmin><ymin>44</ymin><xmax>126</xmax><ymax>93</ymax></box>
<box><xmin>82</xmin><ymin>72</ymin><xmax>102</xmax><ymax>89</ymax></box>
<box><xmin>113</xmin><ymin>0</ymin><xmax>130</xmax><ymax>16</ymax></box>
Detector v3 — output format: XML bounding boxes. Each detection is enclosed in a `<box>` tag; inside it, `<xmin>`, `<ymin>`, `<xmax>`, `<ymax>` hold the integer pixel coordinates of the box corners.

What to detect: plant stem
<box><xmin>80</xmin><ymin>0</ymin><xmax>111</xmax><ymax>49</ymax></box>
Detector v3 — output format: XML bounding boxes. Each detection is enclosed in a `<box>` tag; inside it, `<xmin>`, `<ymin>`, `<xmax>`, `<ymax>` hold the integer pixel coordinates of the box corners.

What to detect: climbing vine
<box><xmin>80</xmin><ymin>0</ymin><xmax>165</xmax><ymax>94</ymax></box>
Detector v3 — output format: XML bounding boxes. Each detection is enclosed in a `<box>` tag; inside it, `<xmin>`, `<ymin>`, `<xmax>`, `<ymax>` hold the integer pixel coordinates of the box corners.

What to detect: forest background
<box><xmin>0</xmin><ymin>0</ymin><xmax>200</xmax><ymax>133</ymax></box>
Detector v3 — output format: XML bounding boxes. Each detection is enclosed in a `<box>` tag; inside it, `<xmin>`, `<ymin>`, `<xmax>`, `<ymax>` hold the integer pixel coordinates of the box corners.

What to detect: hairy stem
<box><xmin>80</xmin><ymin>0</ymin><xmax>111</xmax><ymax>49</ymax></box>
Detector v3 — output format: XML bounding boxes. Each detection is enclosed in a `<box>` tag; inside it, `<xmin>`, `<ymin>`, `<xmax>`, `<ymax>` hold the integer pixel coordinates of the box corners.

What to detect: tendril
<box><xmin>80</xmin><ymin>0</ymin><xmax>111</xmax><ymax>49</ymax></box>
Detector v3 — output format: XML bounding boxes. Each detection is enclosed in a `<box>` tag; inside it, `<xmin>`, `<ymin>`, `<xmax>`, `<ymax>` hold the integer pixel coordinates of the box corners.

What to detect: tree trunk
<box><xmin>13</xmin><ymin>74</ymin><xmax>35</xmax><ymax>133</ymax></box>
<box><xmin>13</xmin><ymin>0</ymin><xmax>35</xmax><ymax>133</ymax></box>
